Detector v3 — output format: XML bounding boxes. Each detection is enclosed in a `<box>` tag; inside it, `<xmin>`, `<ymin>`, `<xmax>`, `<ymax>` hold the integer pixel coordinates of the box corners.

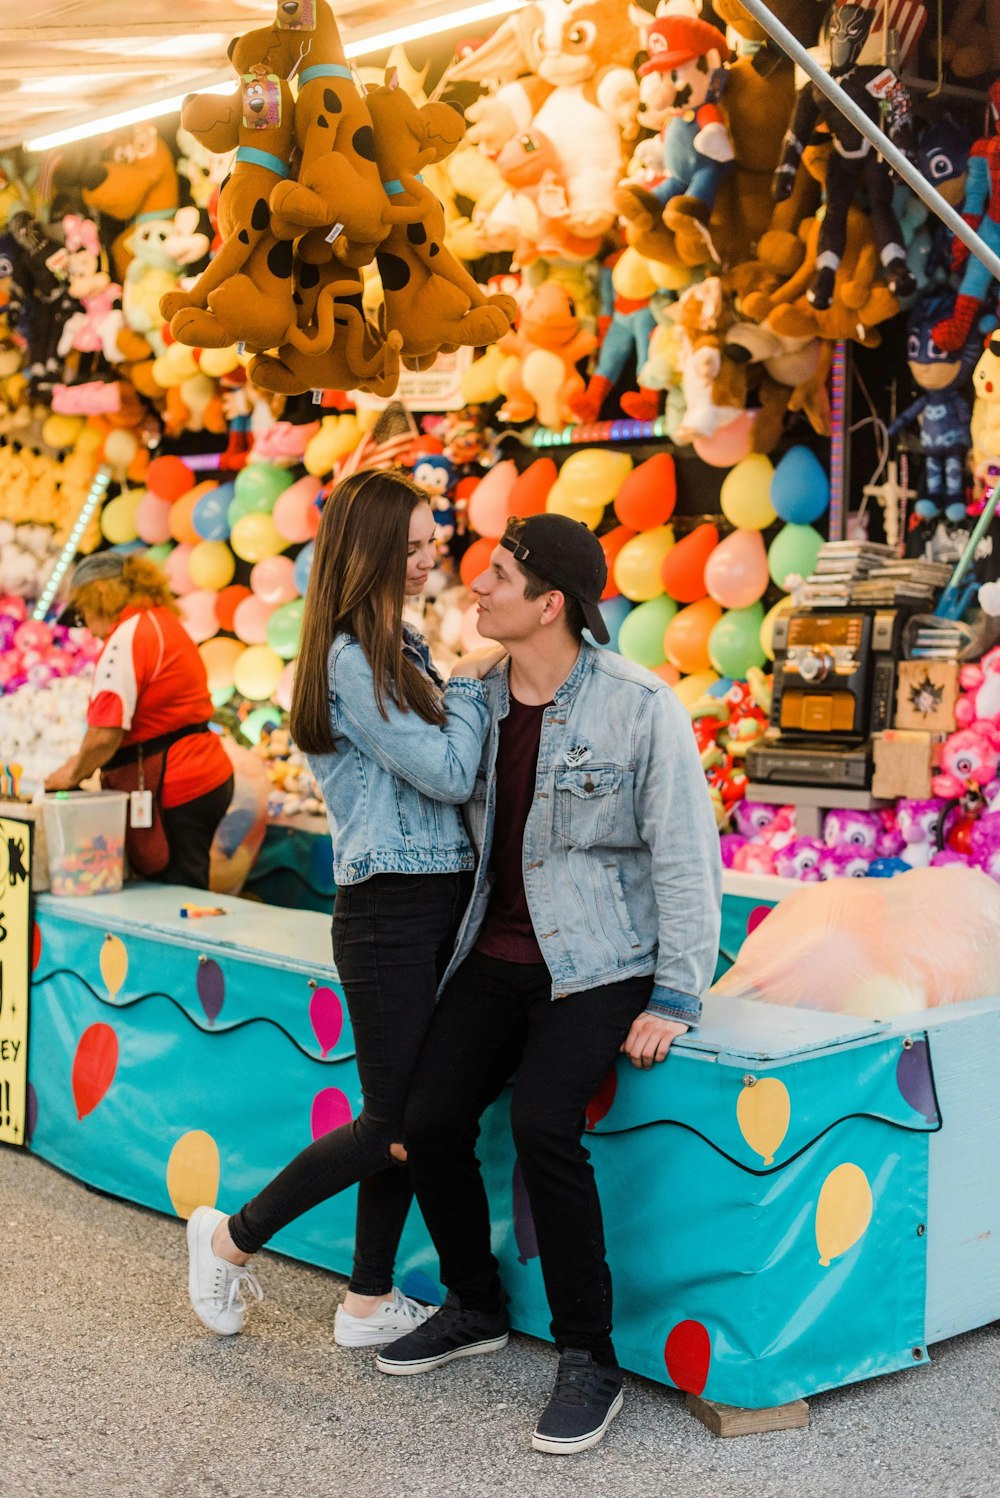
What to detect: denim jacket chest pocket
<box><xmin>553</xmin><ymin>764</ymin><xmax>622</xmax><ymax>848</ymax></box>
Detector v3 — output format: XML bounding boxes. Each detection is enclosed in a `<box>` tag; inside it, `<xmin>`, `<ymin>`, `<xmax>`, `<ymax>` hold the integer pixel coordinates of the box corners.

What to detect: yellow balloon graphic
<box><xmin>815</xmin><ymin>1163</ymin><xmax>873</xmax><ymax>1267</ymax></box>
<box><xmin>166</xmin><ymin>1130</ymin><xmax>221</xmax><ymax>1220</ymax></box>
<box><xmin>736</xmin><ymin>1077</ymin><xmax>790</xmax><ymax>1166</ymax></box>
<box><xmin>99</xmin><ymin>934</ymin><xmax>129</xmax><ymax>1000</ymax></box>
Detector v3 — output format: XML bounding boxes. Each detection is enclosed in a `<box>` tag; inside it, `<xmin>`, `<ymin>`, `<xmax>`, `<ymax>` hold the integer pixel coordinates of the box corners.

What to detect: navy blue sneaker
<box><xmin>375</xmin><ymin>1292</ymin><xmax>509</xmax><ymax>1375</ymax></box>
<box><xmin>532</xmin><ymin>1349</ymin><xmax>624</xmax><ymax>1455</ymax></box>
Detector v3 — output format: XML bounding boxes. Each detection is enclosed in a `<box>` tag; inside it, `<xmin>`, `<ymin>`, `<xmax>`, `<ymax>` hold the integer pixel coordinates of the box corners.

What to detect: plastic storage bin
<box><xmin>41</xmin><ymin>791</ymin><xmax>128</xmax><ymax>896</ymax></box>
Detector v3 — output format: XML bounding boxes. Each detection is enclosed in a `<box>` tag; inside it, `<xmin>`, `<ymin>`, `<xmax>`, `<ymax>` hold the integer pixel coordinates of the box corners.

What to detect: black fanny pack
<box><xmin>105</xmin><ymin>721</ymin><xmax>211</xmax><ymax>771</ymax></box>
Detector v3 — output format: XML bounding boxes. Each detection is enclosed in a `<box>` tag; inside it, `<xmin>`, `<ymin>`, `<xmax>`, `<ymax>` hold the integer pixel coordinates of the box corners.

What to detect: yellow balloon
<box><xmin>198</xmin><ymin>345</ymin><xmax>242</xmax><ymax>378</ymax></box>
<box><xmin>557</xmin><ymin>448</ymin><xmax>633</xmax><ymax>505</ymax></box>
<box><xmin>233</xmin><ymin>644</ymin><xmax>284</xmax><ymax>701</ymax></box>
<box><xmin>671</xmin><ymin>670</ymin><xmax>719</xmax><ymax>707</ymax></box>
<box><xmin>736</xmin><ymin>1077</ymin><xmax>790</xmax><ymax>1166</ymax></box>
<box><xmin>199</xmin><ymin>637</ymin><xmax>246</xmax><ymax>692</ymax></box>
<box><xmin>103</xmin><ymin>429</ymin><xmax>139</xmax><ymax>469</ymax></box>
<box><xmin>815</xmin><ymin>1162</ymin><xmax>873</xmax><ymax>1267</ymax></box>
<box><xmin>720</xmin><ymin>454</ymin><xmax>777</xmax><ymax>530</ymax></box>
<box><xmin>99</xmin><ymin>933</ymin><xmax>128</xmax><ymax>1000</ymax></box>
<box><xmin>760</xmin><ymin>594</ymin><xmax>795</xmax><ymax>661</ymax></box>
<box><xmin>546</xmin><ymin>478</ymin><xmax>605</xmax><ymax>530</ymax></box>
<box><xmin>99</xmin><ymin>489</ymin><xmax>142</xmax><ymax>545</ymax></box>
<box><xmin>614</xmin><ymin>526</ymin><xmax>675</xmax><ymax>601</ymax></box>
<box><xmin>231</xmin><ymin>512</ymin><xmax>284</xmax><ymax>563</ymax></box>
<box><xmin>166</xmin><ymin>1129</ymin><xmax>220</xmax><ymax>1220</ymax></box>
<box><xmin>42</xmin><ymin>413</ymin><xmax>85</xmax><ymax>449</ymax></box>
<box><xmin>189</xmin><ymin>540</ymin><xmax>236</xmax><ymax>591</ymax></box>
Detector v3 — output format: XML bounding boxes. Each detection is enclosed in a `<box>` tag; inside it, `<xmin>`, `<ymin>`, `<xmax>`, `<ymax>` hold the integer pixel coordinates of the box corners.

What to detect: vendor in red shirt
<box><xmin>45</xmin><ymin>552</ymin><xmax>234</xmax><ymax>888</ymax></box>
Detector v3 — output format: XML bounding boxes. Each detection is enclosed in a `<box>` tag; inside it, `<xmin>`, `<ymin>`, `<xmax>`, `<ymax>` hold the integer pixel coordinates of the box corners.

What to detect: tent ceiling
<box><xmin>0</xmin><ymin>0</ymin><xmax>464</xmax><ymax>151</ymax></box>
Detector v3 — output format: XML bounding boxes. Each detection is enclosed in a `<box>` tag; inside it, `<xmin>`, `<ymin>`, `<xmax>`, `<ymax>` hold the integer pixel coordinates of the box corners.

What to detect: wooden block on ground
<box><xmin>685</xmin><ymin>1392</ymin><xmax>809</xmax><ymax>1437</ymax></box>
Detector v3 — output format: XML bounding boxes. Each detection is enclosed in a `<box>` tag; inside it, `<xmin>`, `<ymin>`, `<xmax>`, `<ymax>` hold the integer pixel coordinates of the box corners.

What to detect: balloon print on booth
<box><xmin>815</xmin><ymin>1163</ymin><xmax>873</xmax><ymax>1267</ymax></box>
<box><xmin>166</xmin><ymin>1129</ymin><xmax>220</xmax><ymax>1219</ymax></box>
<box><xmin>72</xmin><ymin>1023</ymin><xmax>119</xmax><ymax>1120</ymax></box>
<box><xmin>99</xmin><ymin>934</ymin><xmax>128</xmax><ymax>1000</ymax></box>
<box><xmin>736</xmin><ymin>1077</ymin><xmax>790</xmax><ymax>1166</ymax></box>
<box><xmin>196</xmin><ymin>958</ymin><xmax>225</xmax><ymax>1026</ymax></box>
<box><xmin>664</xmin><ymin>1319</ymin><xmax>712</xmax><ymax>1396</ymax></box>
<box><xmin>311</xmin><ymin>1088</ymin><xmax>353</xmax><ymax>1141</ymax></box>
<box><xmin>309</xmin><ymin>986</ymin><xmax>344</xmax><ymax>1057</ymax></box>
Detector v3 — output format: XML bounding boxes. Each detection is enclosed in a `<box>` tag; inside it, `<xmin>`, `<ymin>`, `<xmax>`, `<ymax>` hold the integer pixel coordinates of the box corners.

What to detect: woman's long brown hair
<box><xmin>289</xmin><ymin>468</ymin><xmax>444</xmax><ymax>755</ymax></box>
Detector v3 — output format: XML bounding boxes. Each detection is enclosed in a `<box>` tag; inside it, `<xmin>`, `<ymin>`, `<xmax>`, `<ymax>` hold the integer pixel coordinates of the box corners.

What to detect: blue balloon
<box><xmin>193</xmin><ymin>483</ymin><xmax>233</xmax><ymax>541</ymax></box>
<box><xmin>589</xmin><ymin>595</ymin><xmax>633</xmax><ymax>652</ymax></box>
<box><xmin>707</xmin><ymin>676</ymin><xmax>735</xmax><ymax>698</ymax></box>
<box><xmin>111</xmin><ymin>541</ymin><xmax>143</xmax><ymax>555</ymax></box>
<box><xmin>771</xmin><ymin>446</ymin><xmax>830</xmax><ymax>525</ymax></box>
<box><xmin>294</xmin><ymin>540</ymin><xmax>315</xmax><ymax>596</ymax></box>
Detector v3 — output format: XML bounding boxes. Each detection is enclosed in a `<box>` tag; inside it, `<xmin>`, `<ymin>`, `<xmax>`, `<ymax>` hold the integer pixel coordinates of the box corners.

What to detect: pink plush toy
<box><xmin>732</xmin><ymin>799</ymin><xmax>780</xmax><ymax>837</ymax></box>
<box><xmin>931</xmin><ymin>727</ymin><xmax>1000</xmax><ymax>798</ymax></box>
<box><xmin>896</xmin><ymin>796</ymin><xmax>947</xmax><ymax>867</ymax></box>
<box><xmin>956</xmin><ymin>645</ymin><xmax>1000</xmax><ymax>733</ymax></box>
<box><xmin>822</xmin><ymin>807</ymin><xmax>883</xmax><ymax>854</ymax></box>
<box><xmin>970</xmin><ymin>811</ymin><xmax>1000</xmax><ymax>880</ymax></box>
<box><xmin>819</xmin><ymin>846</ymin><xmax>873</xmax><ymax>879</ymax></box>
<box><xmin>732</xmin><ymin>841</ymin><xmax>777</xmax><ymax>875</ymax></box>
<box><xmin>774</xmin><ymin>836</ymin><xmax>824</xmax><ymax>881</ymax></box>
<box><xmin>720</xmin><ymin>832</ymin><xmax>746</xmax><ymax>868</ymax></box>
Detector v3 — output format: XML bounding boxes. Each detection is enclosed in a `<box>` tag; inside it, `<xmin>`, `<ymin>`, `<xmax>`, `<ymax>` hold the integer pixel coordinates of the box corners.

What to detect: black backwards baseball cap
<box><xmin>501</xmin><ymin>513</ymin><xmax>610</xmax><ymax>644</ymax></box>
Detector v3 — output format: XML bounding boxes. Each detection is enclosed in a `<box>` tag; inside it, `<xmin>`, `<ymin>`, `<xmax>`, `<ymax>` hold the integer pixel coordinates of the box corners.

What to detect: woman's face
<box><xmin>405</xmin><ymin>502</ymin><xmax>438</xmax><ymax>596</ymax></box>
<box><xmin>80</xmin><ymin>606</ymin><xmax>118</xmax><ymax>640</ymax></box>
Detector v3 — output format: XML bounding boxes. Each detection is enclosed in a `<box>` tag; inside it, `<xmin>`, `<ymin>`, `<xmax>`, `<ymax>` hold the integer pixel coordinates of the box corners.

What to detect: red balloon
<box><xmin>454</xmin><ymin>475</ymin><xmax>479</xmax><ymax>505</ymax></box>
<box><xmin>664</xmin><ymin>1319</ymin><xmax>712</xmax><ymax>1395</ymax></box>
<box><xmin>599</xmin><ymin>525</ymin><xmax>637</xmax><ymax>600</ymax></box>
<box><xmin>585</xmin><ymin>1067</ymin><xmax>618</xmax><ymax>1130</ymax></box>
<box><xmin>72</xmin><ymin>1023</ymin><xmax>119</xmax><ymax>1120</ymax></box>
<box><xmin>459</xmin><ymin>536</ymin><xmax>497</xmax><ymax>588</ymax></box>
<box><xmin>146</xmin><ymin>455</ymin><xmax>195</xmax><ymax>504</ymax></box>
<box><xmin>31</xmin><ymin>921</ymin><xmax>41</xmax><ymax>972</ymax></box>
<box><xmin>661</xmin><ymin>524</ymin><xmax>719</xmax><ymax>604</ymax></box>
<box><xmin>509</xmin><ymin>457</ymin><xmax>557</xmax><ymax>519</ymax></box>
<box><xmin>215</xmin><ymin>584</ymin><xmax>252</xmax><ymax>633</ymax></box>
<box><xmin>614</xmin><ymin>453</ymin><xmax>677</xmax><ymax>532</ymax></box>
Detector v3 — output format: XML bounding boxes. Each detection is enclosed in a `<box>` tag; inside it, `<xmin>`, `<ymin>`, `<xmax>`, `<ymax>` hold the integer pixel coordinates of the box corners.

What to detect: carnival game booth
<box><xmin>23</xmin><ymin>869</ymin><xmax>1000</xmax><ymax>1424</ymax></box>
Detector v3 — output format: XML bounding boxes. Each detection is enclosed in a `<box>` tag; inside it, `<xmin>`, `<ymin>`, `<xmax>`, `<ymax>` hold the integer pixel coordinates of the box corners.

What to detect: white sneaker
<box><xmin>186</xmin><ymin>1206</ymin><xmax>263</xmax><ymax>1336</ymax></box>
<box><xmin>334</xmin><ymin>1286</ymin><xmax>437</xmax><ymax>1348</ymax></box>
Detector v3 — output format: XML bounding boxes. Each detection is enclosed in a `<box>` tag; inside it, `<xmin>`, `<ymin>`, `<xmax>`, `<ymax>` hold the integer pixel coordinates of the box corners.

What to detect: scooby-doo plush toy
<box><xmin>365</xmin><ymin>73</ymin><xmax>517</xmax><ymax>367</ymax></box>
<box><xmin>82</xmin><ymin>126</ymin><xmax>180</xmax><ymax>282</ymax></box>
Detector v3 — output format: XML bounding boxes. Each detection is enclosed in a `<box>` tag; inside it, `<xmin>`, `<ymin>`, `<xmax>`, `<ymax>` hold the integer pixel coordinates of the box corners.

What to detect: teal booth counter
<box><xmin>24</xmin><ymin>877</ymin><xmax>1000</xmax><ymax>1411</ymax></box>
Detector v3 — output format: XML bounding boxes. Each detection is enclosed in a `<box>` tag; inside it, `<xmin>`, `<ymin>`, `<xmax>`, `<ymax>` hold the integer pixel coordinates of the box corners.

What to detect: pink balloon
<box><xmin>135</xmin><ymin>492</ymin><xmax>172</xmax><ymax>545</ymax></box>
<box><xmin>233</xmin><ymin>594</ymin><xmax>276</xmax><ymax>644</ymax></box>
<box><xmin>179</xmin><ymin>589</ymin><xmax>219</xmax><ymax>644</ymax></box>
<box><xmin>310</xmin><ymin>1087</ymin><xmax>352</xmax><ymax>1140</ymax></box>
<box><xmin>309</xmin><ymin>986</ymin><xmax>344</xmax><ymax>1056</ymax></box>
<box><xmin>468</xmin><ymin>460</ymin><xmax>517</xmax><ymax>538</ymax></box>
<box><xmin>163</xmin><ymin>543</ymin><xmax>195</xmax><ymax>596</ymax></box>
<box><xmin>272</xmin><ymin>475</ymin><xmax>322</xmax><ymax>543</ymax></box>
<box><xmin>274</xmin><ymin>661</ymin><xmax>295</xmax><ymax>712</ymax></box>
<box><xmin>704</xmin><ymin>528</ymin><xmax>769</xmax><ymax>609</ymax></box>
<box><xmin>692</xmin><ymin>411</ymin><xmax>755</xmax><ymax>468</ymax></box>
<box><xmin>250</xmin><ymin>555</ymin><xmax>298</xmax><ymax>605</ymax></box>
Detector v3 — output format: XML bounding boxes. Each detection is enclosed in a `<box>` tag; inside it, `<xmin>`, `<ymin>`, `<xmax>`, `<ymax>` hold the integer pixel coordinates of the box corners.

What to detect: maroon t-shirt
<box><xmin>474</xmin><ymin>693</ymin><xmax>551</xmax><ymax>966</ymax></box>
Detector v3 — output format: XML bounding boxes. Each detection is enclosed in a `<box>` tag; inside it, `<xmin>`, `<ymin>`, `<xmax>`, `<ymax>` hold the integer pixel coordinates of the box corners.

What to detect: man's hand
<box><xmin>451</xmin><ymin>644</ymin><xmax>507</xmax><ymax>680</ymax></box>
<box><xmin>44</xmin><ymin>762</ymin><xmax>79</xmax><ymax>792</ymax></box>
<box><xmin>621</xmin><ymin>1013</ymin><xmax>689</xmax><ymax>1070</ymax></box>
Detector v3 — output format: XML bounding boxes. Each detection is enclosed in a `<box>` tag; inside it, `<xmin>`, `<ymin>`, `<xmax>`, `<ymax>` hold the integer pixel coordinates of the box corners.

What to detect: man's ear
<box><xmin>538</xmin><ymin>588</ymin><xmax>567</xmax><ymax>626</ymax></box>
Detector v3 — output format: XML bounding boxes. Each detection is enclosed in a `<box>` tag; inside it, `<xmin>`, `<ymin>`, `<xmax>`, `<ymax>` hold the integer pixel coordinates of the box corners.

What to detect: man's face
<box><xmin>472</xmin><ymin>543</ymin><xmax>553</xmax><ymax>644</ymax></box>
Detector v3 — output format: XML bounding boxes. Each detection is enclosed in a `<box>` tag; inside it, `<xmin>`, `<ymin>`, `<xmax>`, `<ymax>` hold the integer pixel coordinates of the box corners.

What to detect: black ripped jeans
<box><xmin>228</xmin><ymin>871</ymin><xmax>471</xmax><ymax>1296</ymax></box>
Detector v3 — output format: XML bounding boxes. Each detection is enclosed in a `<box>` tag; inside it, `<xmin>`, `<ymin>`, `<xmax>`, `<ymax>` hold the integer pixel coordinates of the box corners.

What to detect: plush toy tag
<box><xmin>242</xmin><ymin>72</ymin><xmax>282</xmax><ymax>130</ymax></box>
<box><xmin>130</xmin><ymin>790</ymin><xmax>153</xmax><ymax>828</ymax></box>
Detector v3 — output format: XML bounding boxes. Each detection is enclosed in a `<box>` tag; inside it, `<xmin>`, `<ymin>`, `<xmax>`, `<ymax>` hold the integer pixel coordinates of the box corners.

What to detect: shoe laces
<box><xmin>552</xmin><ymin>1352</ymin><xmax>596</xmax><ymax>1407</ymax></box>
<box><xmin>215</xmin><ymin>1263</ymin><xmax>263</xmax><ymax>1314</ymax></box>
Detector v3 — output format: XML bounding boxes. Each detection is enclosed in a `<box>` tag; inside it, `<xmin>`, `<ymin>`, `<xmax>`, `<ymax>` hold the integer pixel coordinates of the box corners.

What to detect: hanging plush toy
<box><xmin>772</xmin><ymin>3</ymin><xmax>916</xmax><ymax>311</ymax></box>
<box><xmin>56</xmin><ymin>215</ymin><xmax>125</xmax><ymax>379</ymax></box>
<box><xmin>888</xmin><ymin>289</ymin><xmax>979</xmax><ymax>522</ymax></box>
<box><xmin>82</xmin><ymin>126</ymin><xmax>180</xmax><ymax>281</ymax></box>
<box><xmin>496</xmin><ymin>280</ymin><xmax>597</xmax><ymax>428</ymax></box>
<box><xmin>1</xmin><ymin>212</ymin><xmax>77</xmax><ymax>396</ymax></box>
<box><xmin>570</xmin><ymin>247</ymin><xmax>657</xmax><ymax>422</ymax></box>
<box><xmin>932</xmin><ymin>82</ymin><xmax>1000</xmax><ymax>351</ymax></box>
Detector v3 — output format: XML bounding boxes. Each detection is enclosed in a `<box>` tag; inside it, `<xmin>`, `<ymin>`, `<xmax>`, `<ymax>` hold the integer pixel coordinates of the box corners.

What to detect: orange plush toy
<box><xmin>496</xmin><ymin>281</ymin><xmax>597</xmax><ymax>428</ymax></box>
<box><xmin>83</xmin><ymin>126</ymin><xmax>180</xmax><ymax>281</ymax></box>
<box><xmin>365</xmin><ymin>73</ymin><xmax>517</xmax><ymax>368</ymax></box>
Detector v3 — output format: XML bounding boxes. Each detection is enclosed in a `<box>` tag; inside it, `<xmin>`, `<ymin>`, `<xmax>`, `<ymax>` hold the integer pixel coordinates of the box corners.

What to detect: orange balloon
<box><xmin>614</xmin><ymin>453</ymin><xmax>677</xmax><ymax>531</ymax></box>
<box><xmin>147</xmin><ymin>454</ymin><xmax>195</xmax><ymax>503</ymax></box>
<box><xmin>509</xmin><ymin>457</ymin><xmax>557</xmax><ymax>518</ymax></box>
<box><xmin>215</xmin><ymin>584</ymin><xmax>251</xmax><ymax>633</ymax></box>
<box><xmin>664</xmin><ymin>598</ymin><xmax>723</xmax><ymax>675</ymax></box>
<box><xmin>661</xmin><ymin>524</ymin><xmax>719</xmax><ymax>603</ymax></box>
<box><xmin>600</xmin><ymin>525</ymin><xmax>636</xmax><ymax>600</ymax></box>
<box><xmin>653</xmin><ymin>663</ymin><xmax>681</xmax><ymax>686</ymax></box>
<box><xmin>169</xmin><ymin>483</ymin><xmax>216</xmax><ymax>545</ymax></box>
<box><xmin>460</xmin><ymin>536</ymin><xmax>497</xmax><ymax>588</ymax></box>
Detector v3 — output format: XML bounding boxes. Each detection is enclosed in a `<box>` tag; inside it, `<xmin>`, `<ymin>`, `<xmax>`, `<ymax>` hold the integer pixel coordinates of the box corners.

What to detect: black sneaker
<box><xmin>375</xmin><ymin>1292</ymin><xmax>509</xmax><ymax>1375</ymax></box>
<box><xmin>531</xmin><ymin>1348</ymin><xmax>624</xmax><ymax>1455</ymax></box>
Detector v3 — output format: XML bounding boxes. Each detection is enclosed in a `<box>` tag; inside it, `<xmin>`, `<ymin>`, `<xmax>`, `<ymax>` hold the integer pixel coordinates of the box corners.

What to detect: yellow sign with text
<box><xmin>0</xmin><ymin>815</ymin><xmax>32</xmax><ymax>1146</ymax></box>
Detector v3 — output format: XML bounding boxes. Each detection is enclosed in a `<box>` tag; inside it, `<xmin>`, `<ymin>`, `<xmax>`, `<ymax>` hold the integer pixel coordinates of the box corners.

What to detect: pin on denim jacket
<box><xmin>440</xmin><ymin>643</ymin><xmax>722</xmax><ymax>1027</ymax></box>
<box><xmin>307</xmin><ymin>625</ymin><xmax>489</xmax><ymax>886</ymax></box>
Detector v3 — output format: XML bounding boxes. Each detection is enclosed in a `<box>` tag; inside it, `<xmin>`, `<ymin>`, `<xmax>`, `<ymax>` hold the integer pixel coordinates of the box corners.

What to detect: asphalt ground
<box><xmin>3</xmin><ymin>1146</ymin><xmax>996</xmax><ymax>1498</ymax></box>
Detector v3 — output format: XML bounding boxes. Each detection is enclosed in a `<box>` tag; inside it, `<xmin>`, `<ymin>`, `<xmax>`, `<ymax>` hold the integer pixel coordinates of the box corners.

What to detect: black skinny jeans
<box><xmin>160</xmin><ymin>774</ymin><xmax>235</xmax><ymax>889</ymax></box>
<box><xmin>229</xmin><ymin>871</ymin><xmax>471</xmax><ymax>1295</ymax></box>
<box><xmin>404</xmin><ymin>950</ymin><xmax>653</xmax><ymax>1366</ymax></box>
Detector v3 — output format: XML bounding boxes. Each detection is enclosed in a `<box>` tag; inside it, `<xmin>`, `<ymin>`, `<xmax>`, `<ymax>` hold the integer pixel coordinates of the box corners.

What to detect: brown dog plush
<box><xmin>365</xmin><ymin>74</ymin><xmax>517</xmax><ymax>368</ymax></box>
<box><xmin>83</xmin><ymin>126</ymin><xmax>180</xmax><ymax>282</ymax></box>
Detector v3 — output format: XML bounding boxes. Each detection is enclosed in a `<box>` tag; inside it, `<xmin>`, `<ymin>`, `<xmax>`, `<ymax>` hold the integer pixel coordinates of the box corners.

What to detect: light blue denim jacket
<box><xmin>440</xmin><ymin>643</ymin><xmax>722</xmax><ymax>1027</ymax></box>
<box><xmin>307</xmin><ymin>625</ymin><xmax>489</xmax><ymax>886</ymax></box>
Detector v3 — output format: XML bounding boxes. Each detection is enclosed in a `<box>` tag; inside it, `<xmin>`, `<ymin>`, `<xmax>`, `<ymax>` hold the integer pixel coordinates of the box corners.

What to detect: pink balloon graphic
<box><xmin>309</xmin><ymin>986</ymin><xmax>344</xmax><ymax>1056</ymax></box>
<box><xmin>585</xmin><ymin>1067</ymin><xmax>618</xmax><ymax>1131</ymax></box>
<box><xmin>310</xmin><ymin>1087</ymin><xmax>353</xmax><ymax>1140</ymax></box>
<box><xmin>747</xmin><ymin>904</ymin><xmax>772</xmax><ymax>936</ymax></box>
<box><xmin>72</xmin><ymin>1023</ymin><xmax>119</xmax><ymax>1120</ymax></box>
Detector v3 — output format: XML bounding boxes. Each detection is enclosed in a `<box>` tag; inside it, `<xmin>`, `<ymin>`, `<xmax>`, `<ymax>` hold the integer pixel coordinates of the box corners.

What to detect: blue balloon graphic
<box><xmin>294</xmin><ymin>540</ymin><xmax>315</xmax><ymax>596</ymax></box>
<box><xmin>771</xmin><ymin>447</ymin><xmax>830</xmax><ymax>525</ymax></box>
<box><xmin>590</xmin><ymin>594</ymin><xmax>632</xmax><ymax>652</ymax></box>
<box><xmin>193</xmin><ymin>483</ymin><xmax>233</xmax><ymax>541</ymax></box>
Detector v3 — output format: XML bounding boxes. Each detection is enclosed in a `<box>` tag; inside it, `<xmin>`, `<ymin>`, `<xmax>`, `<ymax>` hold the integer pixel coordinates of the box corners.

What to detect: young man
<box><xmin>377</xmin><ymin>513</ymin><xmax>722</xmax><ymax>1454</ymax></box>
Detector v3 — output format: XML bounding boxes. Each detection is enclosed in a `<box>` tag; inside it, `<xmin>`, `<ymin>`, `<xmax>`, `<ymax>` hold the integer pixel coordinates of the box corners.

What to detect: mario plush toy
<box><xmin>616</xmin><ymin>16</ymin><xmax>734</xmax><ymax>268</ymax></box>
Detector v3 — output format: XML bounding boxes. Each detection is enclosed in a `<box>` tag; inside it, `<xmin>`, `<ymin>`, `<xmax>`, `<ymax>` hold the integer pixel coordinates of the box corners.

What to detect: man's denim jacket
<box><xmin>440</xmin><ymin>643</ymin><xmax>722</xmax><ymax>1027</ymax></box>
<box><xmin>308</xmin><ymin>626</ymin><xmax>488</xmax><ymax>886</ymax></box>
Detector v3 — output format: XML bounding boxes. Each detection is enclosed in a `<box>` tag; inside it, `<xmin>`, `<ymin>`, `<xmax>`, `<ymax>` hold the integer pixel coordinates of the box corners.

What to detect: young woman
<box><xmin>186</xmin><ymin>469</ymin><xmax>502</xmax><ymax>1345</ymax></box>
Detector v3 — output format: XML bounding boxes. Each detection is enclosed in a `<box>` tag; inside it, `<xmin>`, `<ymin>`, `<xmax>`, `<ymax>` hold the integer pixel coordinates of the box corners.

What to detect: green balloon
<box><xmin>767</xmin><ymin>523</ymin><xmax>823</xmax><ymax>589</ymax></box>
<box><xmin>617</xmin><ymin>595</ymin><xmax>676</xmax><ymax>668</ymax></box>
<box><xmin>243</xmin><ymin>704</ymin><xmax>282</xmax><ymax>743</ymax></box>
<box><xmin>234</xmin><ymin>462</ymin><xmax>293</xmax><ymax>508</ymax></box>
<box><xmin>145</xmin><ymin>542</ymin><xmax>173</xmax><ymax>567</ymax></box>
<box><xmin>709</xmin><ymin>603</ymin><xmax>766</xmax><ymax>679</ymax></box>
<box><xmin>228</xmin><ymin>489</ymin><xmax>275</xmax><ymax>527</ymax></box>
<box><xmin>266</xmin><ymin>598</ymin><xmax>305</xmax><ymax>660</ymax></box>
<box><xmin>211</xmin><ymin>682</ymin><xmax>235</xmax><ymax>708</ymax></box>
